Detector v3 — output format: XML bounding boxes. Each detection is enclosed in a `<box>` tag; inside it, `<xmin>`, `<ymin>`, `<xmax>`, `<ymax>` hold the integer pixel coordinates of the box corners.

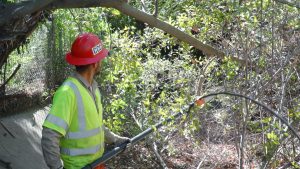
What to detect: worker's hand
<box><xmin>104</xmin><ymin>126</ymin><xmax>131</xmax><ymax>152</ymax></box>
<box><xmin>115</xmin><ymin>136</ymin><xmax>130</xmax><ymax>145</ymax></box>
<box><xmin>115</xmin><ymin>136</ymin><xmax>131</xmax><ymax>153</ymax></box>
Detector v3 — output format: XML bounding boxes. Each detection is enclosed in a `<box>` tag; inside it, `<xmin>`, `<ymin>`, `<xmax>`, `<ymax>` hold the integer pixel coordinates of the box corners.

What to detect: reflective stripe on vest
<box><xmin>45</xmin><ymin>114</ymin><xmax>68</xmax><ymax>131</ymax></box>
<box><xmin>65</xmin><ymin>125</ymin><xmax>104</xmax><ymax>139</ymax></box>
<box><xmin>64</xmin><ymin>81</ymin><xmax>86</xmax><ymax>131</ymax></box>
<box><xmin>60</xmin><ymin>144</ymin><xmax>102</xmax><ymax>156</ymax></box>
<box><xmin>61</xmin><ymin>81</ymin><xmax>103</xmax><ymax>156</ymax></box>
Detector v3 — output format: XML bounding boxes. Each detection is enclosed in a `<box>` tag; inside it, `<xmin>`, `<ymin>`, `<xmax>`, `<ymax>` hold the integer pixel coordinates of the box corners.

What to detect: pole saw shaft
<box><xmin>82</xmin><ymin>98</ymin><xmax>206</xmax><ymax>169</ymax></box>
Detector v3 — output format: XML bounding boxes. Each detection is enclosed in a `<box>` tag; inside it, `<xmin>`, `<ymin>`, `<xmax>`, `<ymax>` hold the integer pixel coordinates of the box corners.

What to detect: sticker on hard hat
<box><xmin>92</xmin><ymin>44</ymin><xmax>102</xmax><ymax>56</ymax></box>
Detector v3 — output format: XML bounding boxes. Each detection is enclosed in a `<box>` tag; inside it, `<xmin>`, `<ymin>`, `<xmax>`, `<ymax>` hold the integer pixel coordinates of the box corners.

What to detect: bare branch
<box><xmin>152</xmin><ymin>142</ymin><xmax>168</xmax><ymax>169</ymax></box>
<box><xmin>198</xmin><ymin>92</ymin><xmax>300</xmax><ymax>141</ymax></box>
<box><xmin>196</xmin><ymin>57</ymin><xmax>216</xmax><ymax>96</ymax></box>
<box><xmin>153</xmin><ymin>0</ymin><xmax>158</xmax><ymax>17</ymax></box>
<box><xmin>196</xmin><ymin>156</ymin><xmax>207</xmax><ymax>169</ymax></box>
<box><xmin>0</xmin><ymin>64</ymin><xmax>21</xmax><ymax>90</ymax></box>
<box><xmin>68</xmin><ymin>9</ymin><xmax>83</xmax><ymax>33</ymax></box>
<box><xmin>140</xmin><ymin>0</ymin><xmax>147</xmax><ymax>12</ymax></box>
<box><xmin>129</xmin><ymin>109</ymin><xmax>168</xmax><ymax>169</ymax></box>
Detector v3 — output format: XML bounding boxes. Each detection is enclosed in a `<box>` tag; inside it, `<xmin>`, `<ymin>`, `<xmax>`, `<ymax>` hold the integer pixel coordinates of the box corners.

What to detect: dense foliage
<box><xmin>4</xmin><ymin>0</ymin><xmax>300</xmax><ymax>168</ymax></box>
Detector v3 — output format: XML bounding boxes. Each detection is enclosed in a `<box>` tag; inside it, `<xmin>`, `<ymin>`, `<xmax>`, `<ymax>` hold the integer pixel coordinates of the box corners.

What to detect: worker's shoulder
<box><xmin>57</xmin><ymin>84</ymin><xmax>73</xmax><ymax>92</ymax></box>
<box><xmin>55</xmin><ymin>79</ymin><xmax>78</xmax><ymax>95</ymax></box>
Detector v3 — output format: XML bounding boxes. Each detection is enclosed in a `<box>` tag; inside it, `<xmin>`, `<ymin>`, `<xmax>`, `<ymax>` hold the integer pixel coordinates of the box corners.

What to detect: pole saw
<box><xmin>82</xmin><ymin>92</ymin><xmax>300</xmax><ymax>169</ymax></box>
<box><xmin>82</xmin><ymin>95</ymin><xmax>209</xmax><ymax>169</ymax></box>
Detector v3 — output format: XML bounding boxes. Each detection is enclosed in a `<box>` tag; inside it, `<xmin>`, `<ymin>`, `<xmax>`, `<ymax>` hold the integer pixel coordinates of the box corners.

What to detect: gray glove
<box><xmin>104</xmin><ymin>126</ymin><xmax>131</xmax><ymax>152</ymax></box>
<box><xmin>116</xmin><ymin>136</ymin><xmax>132</xmax><ymax>153</ymax></box>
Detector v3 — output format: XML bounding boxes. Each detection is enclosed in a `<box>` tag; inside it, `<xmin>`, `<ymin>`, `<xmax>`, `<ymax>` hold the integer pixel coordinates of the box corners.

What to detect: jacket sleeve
<box><xmin>41</xmin><ymin>127</ymin><xmax>64</xmax><ymax>169</ymax></box>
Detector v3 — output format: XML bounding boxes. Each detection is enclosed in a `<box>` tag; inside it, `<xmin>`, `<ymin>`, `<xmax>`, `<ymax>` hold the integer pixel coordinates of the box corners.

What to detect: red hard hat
<box><xmin>66</xmin><ymin>33</ymin><xmax>109</xmax><ymax>66</ymax></box>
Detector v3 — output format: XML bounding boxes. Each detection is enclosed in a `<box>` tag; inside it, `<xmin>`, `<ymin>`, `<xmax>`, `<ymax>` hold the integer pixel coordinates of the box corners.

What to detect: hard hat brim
<box><xmin>66</xmin><ymin>48</ymin><xmax>109</xmax><ymax>66</ymax></box>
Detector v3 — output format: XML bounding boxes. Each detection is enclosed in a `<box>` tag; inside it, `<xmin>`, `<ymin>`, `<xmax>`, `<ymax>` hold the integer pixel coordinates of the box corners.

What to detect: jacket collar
<box><xmin>71</xmin><ymin>72</ymin><xmax>98</xmax><ymax>90</ymax></box>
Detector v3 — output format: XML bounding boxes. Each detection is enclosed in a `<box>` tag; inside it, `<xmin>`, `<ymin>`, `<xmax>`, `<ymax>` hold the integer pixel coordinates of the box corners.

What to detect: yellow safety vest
<box><xmin>43</xmin><ymin>77</ymin><xmax>105</xmax><ymax>169</ymax></box>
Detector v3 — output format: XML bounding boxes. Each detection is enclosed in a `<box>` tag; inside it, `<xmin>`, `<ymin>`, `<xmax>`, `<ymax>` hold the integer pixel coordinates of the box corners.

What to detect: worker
<box><xmin>41</xmin><ymin>33</ymin><xmax>130</xmax><ymax>169</ymax></box>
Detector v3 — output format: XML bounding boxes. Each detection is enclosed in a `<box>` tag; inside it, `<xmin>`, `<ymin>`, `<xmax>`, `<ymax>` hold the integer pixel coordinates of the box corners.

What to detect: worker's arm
<box><xmin>104</xmin><ymin>126</ymin><xmax>130</xmax><ymax>145</ymax></box>
<box><xmin>41</xmin><ymin>127</ymin><xmax>64</xmax><ymax>169</ymax></box>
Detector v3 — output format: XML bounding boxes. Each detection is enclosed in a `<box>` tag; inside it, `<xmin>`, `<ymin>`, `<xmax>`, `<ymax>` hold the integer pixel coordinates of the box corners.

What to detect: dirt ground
<box><xmin>106</xmin><ymin>134</ymin><xmax>240</xmax><ymax>169</ymax></box>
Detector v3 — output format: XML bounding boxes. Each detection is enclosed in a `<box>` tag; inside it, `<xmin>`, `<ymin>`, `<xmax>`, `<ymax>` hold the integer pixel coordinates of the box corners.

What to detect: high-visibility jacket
<box><xmin>43</xmin><ymin>77</ymin><xmax>105</xmax><ymax>169</ymax></box>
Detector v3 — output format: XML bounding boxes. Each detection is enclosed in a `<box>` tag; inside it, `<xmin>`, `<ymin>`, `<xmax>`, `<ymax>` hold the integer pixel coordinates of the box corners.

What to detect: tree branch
<box><xmin>140</xmin><ymin>0</ymin><xmax>147</xmax><ymax>12</ymax></box>
<box><xmin>153</xmin><ymin>0</ymin><xmax>158</xmax><ymax>17</ymax></box>
<box><xmin>47</xmin><ymin>0</ymin><xmax>245</xmax><ymax>62</ymax></box>
<box><xmin>114</xmin><ymin>2</ymin><xmax>244</xmax><ymax>62</ymax></box>
<box><xmin>0</xmin><ymin>64</ymin><xmax>21</xmax><ymax>90</ymax></box>
<box><xmin>129</xmin><ymin>109</ymin><xmax>169</xmax><ymax>169</ymax></box>
<box><xmin>46</xmin><ymin>0</ymin><xmax>120</xmax><ymax>9</ymax></box>
<box><xmin>68</xmin><ymin>9</ymin><xmax>83</xmax><ymax>33</ymax></box>
<box><xmin>274</xmin><ymin>0</ymin><xmax>300</xmax><ymax>8</ymax></box>
<box><xmin>1</xmin><ymin>0</ymin><xmax>246</xmax><ymax>64</ymax></box>
<box><xmin>115</xmin><ymin>2</ymin><xmax>221</xmax><ymax>57</ymax></box>
<box><xmin>0</xmin><ymin>0</ymin><xmax>55</xmax><ymax>26</ymax></box>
